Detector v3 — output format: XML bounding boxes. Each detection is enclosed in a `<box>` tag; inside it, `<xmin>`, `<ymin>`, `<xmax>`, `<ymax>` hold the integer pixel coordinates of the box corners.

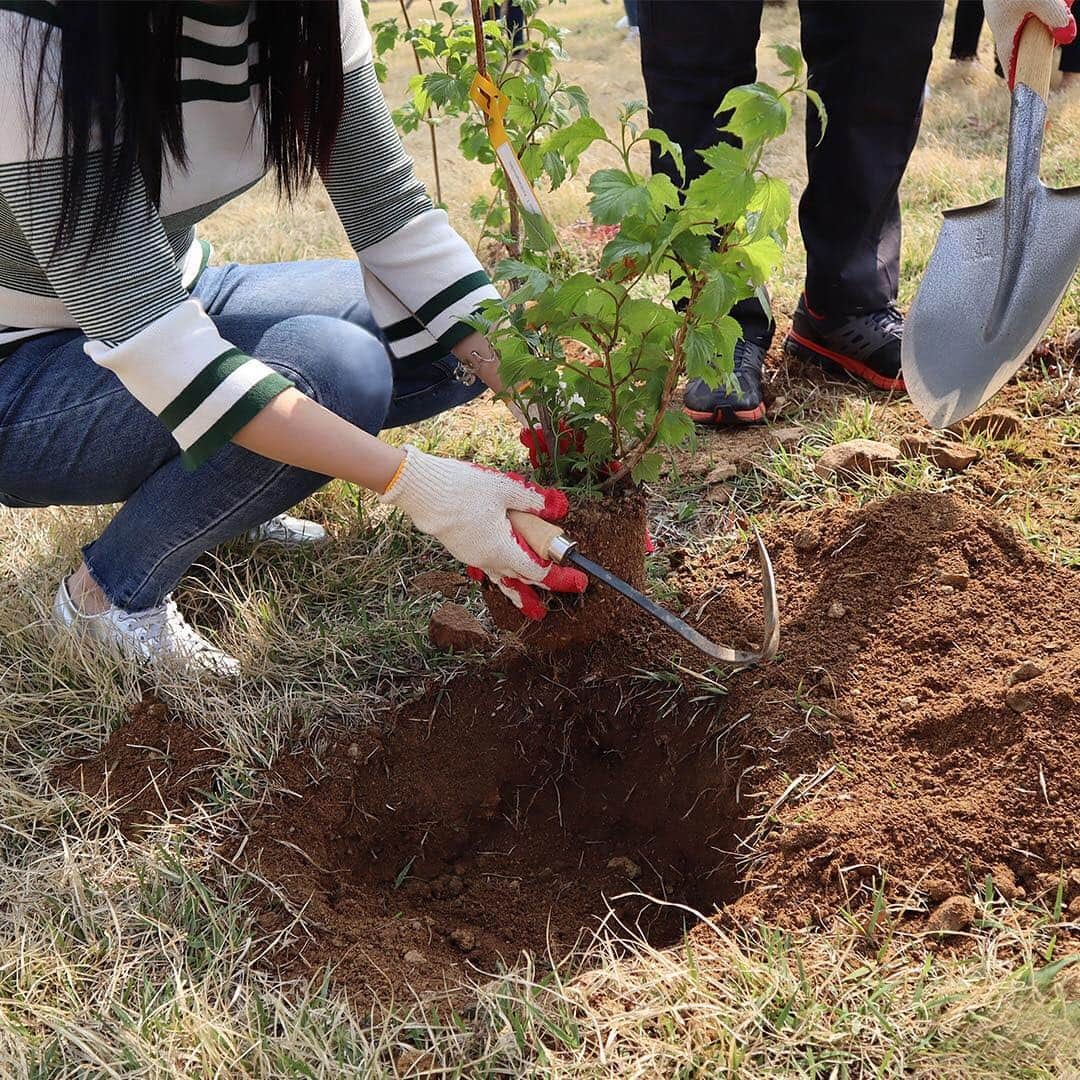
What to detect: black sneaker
<box><xmin>683</xmin><ymin>339</ymin><xmax>766</xmax><ymax>425</ymax></box>
<box><xmin>785</xmin><ymin>294</ymin><xmax>905</xmax><ymax>392</ymax></box>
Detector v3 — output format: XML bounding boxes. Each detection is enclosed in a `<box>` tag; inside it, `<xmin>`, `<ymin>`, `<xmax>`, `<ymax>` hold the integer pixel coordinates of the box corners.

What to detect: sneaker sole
<box><xmin>785</xmin><ymin>331</ymin><xmax>905</xmax><ymax>393</ymax></box>
<box><xmin>684</xmin><ymin>401</ymin><xmax>767</xmax><ymax>426</ymax></box>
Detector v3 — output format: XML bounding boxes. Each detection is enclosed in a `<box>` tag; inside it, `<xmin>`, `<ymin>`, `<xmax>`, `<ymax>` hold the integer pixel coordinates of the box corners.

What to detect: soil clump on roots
<box><xmin>60</xmin><ymin>492</ymin><xmax>1079</xmax><ymax>996</ymax></box>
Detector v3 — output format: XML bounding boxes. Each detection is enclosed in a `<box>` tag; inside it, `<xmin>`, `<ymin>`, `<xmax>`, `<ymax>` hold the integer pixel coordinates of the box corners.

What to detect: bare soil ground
<box><xmin>63</xmin><ymin>486</ymin><xmax>1078</xmax><ymax>999</ymax></box>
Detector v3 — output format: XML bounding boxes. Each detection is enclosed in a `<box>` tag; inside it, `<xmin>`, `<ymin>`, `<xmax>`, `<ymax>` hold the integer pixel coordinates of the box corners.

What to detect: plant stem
<box><xmin>399</xmin><ymin>0</ymin><xmax>442</xmax><ymax>205</ymax></box>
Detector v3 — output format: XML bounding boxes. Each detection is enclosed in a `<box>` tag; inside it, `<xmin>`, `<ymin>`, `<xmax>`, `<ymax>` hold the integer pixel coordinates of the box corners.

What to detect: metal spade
<box><xmin>902</xmin><ymin>20</ymin><xmax>1080</xmax><ymax>429</ymax></box>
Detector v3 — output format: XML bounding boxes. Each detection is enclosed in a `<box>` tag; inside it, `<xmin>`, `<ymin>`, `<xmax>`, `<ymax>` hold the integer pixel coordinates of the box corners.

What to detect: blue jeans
<box><xmin>0</xmin><ymin>260</ymin><xmax>484</xmax><ymax>610</ymax></box>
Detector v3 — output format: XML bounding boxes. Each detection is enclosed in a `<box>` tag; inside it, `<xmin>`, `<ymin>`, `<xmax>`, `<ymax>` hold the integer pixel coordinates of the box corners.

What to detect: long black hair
<box><xmin>23</xmin><ymin>1</ymin><xmax>344</xmax><ymax>251</ymax></box>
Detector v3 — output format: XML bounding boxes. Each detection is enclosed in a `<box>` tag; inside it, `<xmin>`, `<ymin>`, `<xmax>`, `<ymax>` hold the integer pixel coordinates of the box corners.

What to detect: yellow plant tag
<box><xmin>469</xmin><ymin>72</ymin><xmax>545</xmax><ymax>218</ymax></box>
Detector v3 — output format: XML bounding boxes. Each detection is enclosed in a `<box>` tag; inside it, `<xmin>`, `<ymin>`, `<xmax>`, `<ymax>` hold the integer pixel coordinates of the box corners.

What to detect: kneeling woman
<box><xmin>0</xmin><ymin>0</ymin><xmax>586</xmax><ymax>676</ymax></box>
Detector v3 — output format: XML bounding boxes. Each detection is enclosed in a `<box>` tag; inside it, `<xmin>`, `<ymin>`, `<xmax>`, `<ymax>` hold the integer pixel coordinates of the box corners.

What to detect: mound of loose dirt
<box><xmin>59</xmin><ymin>492</ymin><xmax>1079</xmax><ymax>997</ymax></box>
<box><xmin>56</xmin><ymin>697</ymin><xmax>225</xmax><ymax>825</ymax></box>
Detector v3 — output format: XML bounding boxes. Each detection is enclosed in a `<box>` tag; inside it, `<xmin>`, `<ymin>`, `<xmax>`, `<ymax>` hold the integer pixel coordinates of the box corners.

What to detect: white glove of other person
<box><xmin>380</xmin><ymin>446</ymin><xmax>588</xmax><ymax>620</ymax></box>
<box><xmin>984</xmin><ymin>0</ymin><xmax>1076</xmax><ymax>86</ymax></box>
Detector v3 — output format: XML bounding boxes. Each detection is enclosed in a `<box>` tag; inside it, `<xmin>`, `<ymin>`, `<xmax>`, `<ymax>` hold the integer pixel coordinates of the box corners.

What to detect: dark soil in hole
<box><xmin>483</xmin><ymin>488</ymin><xmax>647</xmax><ymax>653</ymax></box>
<box><xmin>249</xmin><ymin>638</ymin><xmax>741</xmax><ymax>995</ymax></box>
<box><xmin>59</xmin><ymin>491</ymin><xmax>1080</xmax><ymax>996</ymax></box>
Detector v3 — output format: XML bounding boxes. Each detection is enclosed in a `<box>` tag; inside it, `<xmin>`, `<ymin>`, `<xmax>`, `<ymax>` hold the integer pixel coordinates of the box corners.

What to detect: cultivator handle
<box><xmin>1014</xmin><ymin>17</ymin><xmax>1055</xmax><ymax>101</ymax></box>
<box><xmin>508</xmin><ymin>511</ymin><xmax>576</xmax><ymax>564</ymax></box>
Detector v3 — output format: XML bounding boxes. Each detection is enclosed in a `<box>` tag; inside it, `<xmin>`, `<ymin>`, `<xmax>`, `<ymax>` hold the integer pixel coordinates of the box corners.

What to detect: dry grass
<box><xmin>0</xmin><ymin>0</ymin><xmax>1077</xmax><ymax>1075</ymax></box>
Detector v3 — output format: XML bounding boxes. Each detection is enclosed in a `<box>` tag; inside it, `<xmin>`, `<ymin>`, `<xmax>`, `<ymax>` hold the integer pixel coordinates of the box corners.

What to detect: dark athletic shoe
<box><xmin>784</xmin><ymin>294</ymin><xmax>906</xmax><ymax>392</ymax></box>
<box><xmin>683</xmin><ymin>339</ymin><xmax>767</xmax><ymax>425</ymax></box>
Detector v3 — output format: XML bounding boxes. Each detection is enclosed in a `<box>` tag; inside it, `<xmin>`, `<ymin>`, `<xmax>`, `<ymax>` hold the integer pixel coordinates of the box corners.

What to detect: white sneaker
<box><xmin>53</xmin><ymin>577</ymin><xmax>240</xmax><ymax>679</ymax></box>
<box><xmin>625</xmin><ymin>24</ymin><xmax>640</xmax><ymax>41</ymax></box>
<box><xmin>245</xmin><ymin>514</ymin><xmax>327</xmax><ymax>547</ymax></box>
<box><xmin>614</xmin><ymin>14</ymin><xmax>629</xmax><ymax>29</ymax></box>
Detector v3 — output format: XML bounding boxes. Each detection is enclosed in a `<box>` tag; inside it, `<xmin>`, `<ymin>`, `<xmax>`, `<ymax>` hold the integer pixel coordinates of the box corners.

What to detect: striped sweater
<box><xmin>0</xmin><ymin>0</ymin><xmax>498</xmax><ymax>468</ymax></box>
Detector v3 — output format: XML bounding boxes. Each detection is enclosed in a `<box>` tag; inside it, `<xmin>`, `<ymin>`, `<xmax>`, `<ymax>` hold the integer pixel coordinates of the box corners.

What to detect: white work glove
<box><xmin>380</xmin><ymin>446</ymin><xmax>588</xmax><ymax>620</ymax></box>
<box><xmin>984</xmin><ymin>0</ymin><xmax>1076</xmax><ymax>86</ymax></box>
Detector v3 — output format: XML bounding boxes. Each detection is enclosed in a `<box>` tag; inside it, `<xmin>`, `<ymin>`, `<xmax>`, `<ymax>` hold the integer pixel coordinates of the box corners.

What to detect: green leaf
<box><xmin>684</xmin><ymin>143</ymin><xmax>755</xmax><ymax>223</ymax></box>
<box><xmin>731</xmin><ymin>236</ymin><xmax>784</xmax><ymax>284</ymax></box>
<box><xmin>540</xmin><ymin>115</ymin><xmax>607</xmax><ymax>171</ymax></box>
<box><xmin>672</xmin><ymin>232</ymin><xmax>711</xmax><ymax>268</ymax></box>
<box><xmin>587</xmin><ymin>169</ymin><xmax>651</xmax><ymax>224</ymax></box>
<box><xmin>774</xmin><ymin>43</ymin><xmax>803</xmax><ymax>79</ymax></box>
<box><xmin>682</xmin><ymin>325</ymin><xmax>714</xmax><ymax>377</ymax></box>
<box><xmin>638</xmin><ymin>128</ymin><xmax>685</xmax><ymax>181</ymax></box>
<box><xmin>747</xmin><ymin>176</ymin><xmax>791</xmax><ymax>239</ymax></box>
<box><xmin>631</xmin><ymin>452</ymin><xmax>663</xmax><ymax>484</ymax></box>
<box><xmin>495</xmin><ymin>258</ymin><xmax>551</xmax><ymax>299</ymax></box>
<box><xmin>805</xmin><ymin>88</ymin><xmax>828</xmax><ymax>143</ymax></box>
<box><xmin>646</xmin><ymin>173</ymin><xmax>681</xmax><ymax>213</ymax></box>
<box><xmin>600</xmin><ymin>234</ymin><xmax>651</xmax><ymax>278</ymax></box>
<box><xmin>718</xmin><ymin>82</ymin><xmax>791</xmax><ymax>146</ymax></box>
<box><xmin>694</xmin><ymin>273</ymin><xmax>735</xmax><ymax>320</ymax></box>
<box><xmin>562</xmin><ymin>83</ymin><xmax>590</xmax><ymax>116</ymax></box>
<box><xmin>657</xmin><ymin>408</ymin><xmax>693</xmax><ymax>446</ymax></box>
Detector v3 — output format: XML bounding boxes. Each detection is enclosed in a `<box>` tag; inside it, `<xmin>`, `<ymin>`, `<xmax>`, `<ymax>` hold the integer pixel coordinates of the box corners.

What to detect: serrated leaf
<box><xmin>495</xmin><ymin>258</ymin><xmax>551</xmax><ymax>299</ymax></box>
<box><xmin>682</xmin><ymin>325</ymin><xmax>714</xmax><ymax>376</ymax></box>
<box><xmin>646</xmin><ymin>173</ymin><xmax>681</xmax><ymax>213</ymax></box>
<box><xmin>732</xmin><ymin>236</ymin><xmax>784</xmax><ymax>284</ymax></box>
<box><xmin>695</xmin><ymin>273</ymin><xmax>736</xmax><ymax>320</ymax></box>
<box><xmin>587</xmin><ymin>169</ymin><xmax>651</xmax><ymax>225</ymax></box>
<box><xmin>774</xmin><ymin>43</ymin><xmax>803</xmax><ymax>79</ymax></box>
<box><xmin>631</xmin><ymin>452</ymin><xmax>663</xmax><ymax>485</ymax></box>
<box><xmin>718</xmin><ymin>82</ymin><xmax>791</xmax><ymax>146</ymax></box>
<box><xmin>639</xmin><ymin>128</ymin><xmax>685</xmax><ymax>180</ymax></box>
<box><xmin>657</xmin><ymin>409</ymin><xmax>693</xmax><ymax>446</ymax></box>
<box><xmin>672</xmin><ymin>232</ymin><xmax>712</xmax><ymax>268</ymax></box>
<box><xmin>805</xmin><ymin>87</ymin><xmax>828</xmax><ymax>143</ymax></box>
<box><xmin>747</xmin><ymin>176</ymin><xmax>791</xmax><ymax>239</ymax></box>
<box><xmin>600</xmin><ymin>234</ymin><xmax>651</xmax><ymax>277</ymax></box>
<box><xmin>539</xmin><ymin>116</ymin><xmax>607</xmax><ymax>174</ymax></box>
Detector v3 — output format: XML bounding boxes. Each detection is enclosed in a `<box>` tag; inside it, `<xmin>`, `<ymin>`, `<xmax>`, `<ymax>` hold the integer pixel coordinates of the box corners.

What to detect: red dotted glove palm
<box><xmin>380</xmin><ymin>446</ymin><xmax>588</xmax><ymax>620</ymax></box>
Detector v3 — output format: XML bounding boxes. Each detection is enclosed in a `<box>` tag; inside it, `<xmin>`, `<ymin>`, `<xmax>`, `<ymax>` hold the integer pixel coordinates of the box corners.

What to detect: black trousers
<box><xmin>638</xmin><ymin>1</ymin><xmax>943</xmax><ymax>345</ymax></box>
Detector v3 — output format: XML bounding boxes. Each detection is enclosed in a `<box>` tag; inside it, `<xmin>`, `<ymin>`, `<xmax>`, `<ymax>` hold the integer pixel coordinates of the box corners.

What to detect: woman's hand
<box><xmin>984</xmin><ymin>0</ymin><xmax>1076</xmax><ymax>85</ymax></box>
<box><xmin>379</xmin><ymin>446</ymin><xmax>588</xmax><ymax>619</ymax></box>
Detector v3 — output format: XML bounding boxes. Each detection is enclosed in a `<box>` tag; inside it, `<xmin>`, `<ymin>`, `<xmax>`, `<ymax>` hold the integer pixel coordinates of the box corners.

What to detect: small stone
<box><xmin>926</xmin><ymin>895</ymin><xmax>977</xmax><ymax>934</ymax></box>
<box><xmin>346</xmin><ymin>743</ymin><xmax>361</xmax><ymax>758</ymax></box>
<box><xmin>705</xmin><ymin>461</ymin><xmax>738</xmax><ymax>484</ymax></box>
<box><xmin>928</xmin><ymin>443</ymin><xmax>980</xmax><ymax>473</ymax></box>
<box><xmin>1004</xmin><ymin>687</ymin><xmax>1035</xmax><ymax>714</ymax></box>
<box><xmin>606</xmin><ymin>855</ymin><xmax>641</xmax><ymax>879</ymax></box>
<box><xmin>410</xmin><ymin>570</ymin><xmax>470</xmax><ymax>596</ymax></box>
<box><xmin>960</xmin><ymin>408</ymin><xmax>1023</xmax><ymax>440</ymax></box>
<box><xmin>448</xmin><ymin>928</ymin><xmax>475</xmax><ymax>952</ymax></box>
<box><xmin>814</xmin><ymin>439</ymin><xmax>900</xmax><ymax>482</ymax></box>
<box><xmin>403</xmin><ymin>950</ymin><xmax>426</xmax><ymax>965</ymax></box>
<box><xmin>1008</xmin><ymin>660</ymin><xmax>1046</xmax><ymax>685</ymax></box>
<box><xmin>706</xmin><ymin>484</ymin><xmax>732</xmax><ymax>505</ymax></box>
<box><xmin>428</xmin><ymin>603</ymin><xmax>490</xmax><ymax>652</ymax></box>
<box><xmin>827</xmin><ymin>601</ymin><xmax>846</xmax><ymax>619</ymax></box>
<box><xmin>938</xmin><ymin>571</ymin><xmax>970</xmax><ymax>589</ymax></box>
<box><xmin>793</xmin><ymin>527</ymin><xmax>820</xmax><ymax>553</ymax></box>
<box><xmin>1068</xmin><ymin>897</ymin><xmax>1080</xmax><ymax>920</ymax></box>
<box><xmin>899</xmin><ymin>695</ymin><xmax>919</xmax><ymax>713</ymax></box>
<box><xmin>766</xmin><ymin>425</ymin><xmax>805</xmax><ymax>451</ymax></box>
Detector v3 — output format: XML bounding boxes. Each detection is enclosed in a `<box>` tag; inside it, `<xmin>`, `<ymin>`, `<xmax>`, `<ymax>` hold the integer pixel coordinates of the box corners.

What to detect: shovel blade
<box><xmin>903</xmin><ymin>187</ymin><xmax>1080</xmax><ymax>429</ymax></box>
<box><xmin>903</xmin><ymin>83</ymin><xmax>1080</xmax><ymax>430</ymax></box>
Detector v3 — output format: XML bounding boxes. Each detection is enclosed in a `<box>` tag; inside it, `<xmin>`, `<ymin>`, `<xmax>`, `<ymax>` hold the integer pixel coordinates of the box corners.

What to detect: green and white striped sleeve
<box><xmin>322</xmin><ymin>0</ymin><xmax>500</xmax><ymax>369</ymax></box>
<box><xmin>0</xmin><ymin>14</ymin><xmax>292</xmax><ymax>470</ymax></box>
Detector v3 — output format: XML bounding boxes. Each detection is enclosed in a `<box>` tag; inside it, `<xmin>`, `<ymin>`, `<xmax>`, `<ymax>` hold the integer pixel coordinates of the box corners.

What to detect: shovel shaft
<box><xmin>1014</xmin><ymin>17</ymin><xmax>1055</xmax><ymax>101</ymax></box>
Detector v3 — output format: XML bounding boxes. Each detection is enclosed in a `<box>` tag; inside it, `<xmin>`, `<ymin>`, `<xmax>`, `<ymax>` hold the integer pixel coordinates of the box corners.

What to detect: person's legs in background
<box><xmin>638</xmin><ymin>1</ymin><xmax>770</xmax><ymax>424</ymax></box>
<box><xmin>784</xmin><ymin>0</ymin><xmax>943</xmax><ymax>391</ymax></box>
<box><xmin>1059</xmin><ymin>30</ymin><xmax>1080</xmax><ymax>87</ymax></box>
<box><xmin>951</xmin><ymin>0</ymin><xmax>985</xmax><ymax>60</ymax></box>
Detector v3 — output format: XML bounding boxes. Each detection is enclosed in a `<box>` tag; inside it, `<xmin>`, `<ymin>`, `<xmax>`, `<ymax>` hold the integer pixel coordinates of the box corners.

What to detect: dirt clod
<box><xmin>1004</xmin><ymin>687</ymin><xmax>1035</xmax><ymax>714</ymax></box>
<box><xmin>705</xmin><ymin>462</ymin><xmax>738</xmax><ymax>484</ymax></box>
<box><xmin>428</xmin><ymin>603</ymin><xmax>490</xmax><ymax>652</ymax></box>
<box><xmin>403</xmin><ymin>950</ymin><xmax>426</xmax><ymax>965</ymax></box>
<box><xmin>793</xmin><ymin>527</ymin><xmax>820</xmax><ymax>553</ymax></box>
<box><xmin>1009</xmin><ymin>660</ymin><xmax>1046</xmax><ymax>685</ymax></box>
<box><xmin>927</xmin><ymin>895</ymin><xmax>977</xmax><ymax>935</ymax></box>
<box><xmin>899</xmin><ymin>696</ymin><xmax>919</xmax><ymax>713</ymax></box>
<box><xmin>815</xmin><ymin>439</ymin><xmax>900</xmax><ymax>481</ymax></box>
<box><xmin>930</xmin><ymin>444</ymin><xmax>980</xmax><ymax>473</ymax></box>
<box><xmin>827</xmin><ymin>601</ymin><xmax>846</xmax><ymax>619</ymax></box>
<box><xmin>607</xmin><ymin>855</ymin><xmax>641</xmax><ymax>879</ymax></box>
<box><xmin>449</xmin><ymin>928</ymin><xmax>476</xmax><ymax>952</ymax></box>
<box><xmin>960</xmin><ymin>408</ymin><xmax>1023</xmax><ymax>440</ymax></box>
<box><xmin>411</xmin><ymin>571</ymin><xmax>470</xmax><ymax>596</ymax></box>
